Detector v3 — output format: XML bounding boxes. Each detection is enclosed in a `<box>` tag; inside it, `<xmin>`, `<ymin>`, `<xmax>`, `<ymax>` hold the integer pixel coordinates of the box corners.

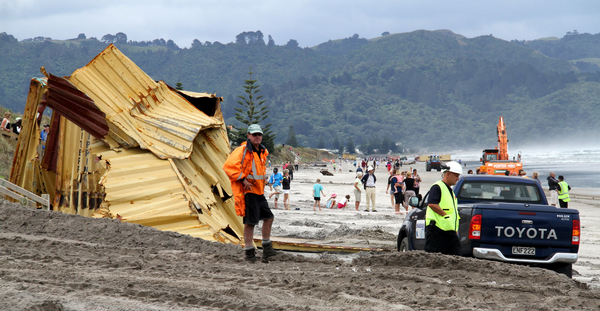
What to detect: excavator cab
<box><xmin>480</xmin><ymin>149</ymin><xmax>499</xmax><ymax>165</ymax></box>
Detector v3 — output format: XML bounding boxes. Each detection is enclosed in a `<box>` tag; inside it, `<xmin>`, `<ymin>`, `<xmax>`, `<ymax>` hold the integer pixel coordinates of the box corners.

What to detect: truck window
<box><xmin>457</xmin><ymin>181</ymin><xmax>543</xmax><ymax>203</ymax></box>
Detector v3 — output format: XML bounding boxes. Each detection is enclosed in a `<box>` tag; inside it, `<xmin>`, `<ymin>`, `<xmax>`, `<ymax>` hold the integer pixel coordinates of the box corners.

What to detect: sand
<box><xmin>1</xmin><ymin>160</ymin><xmax>600</xmax><ymax>310</ymax></box>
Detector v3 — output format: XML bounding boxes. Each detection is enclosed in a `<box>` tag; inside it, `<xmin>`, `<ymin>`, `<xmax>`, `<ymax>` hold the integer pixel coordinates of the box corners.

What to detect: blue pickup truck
<box><xmin>397</xmin><ymin>175</ymin><xmax>580</xmax><ymax>277</ymax></box>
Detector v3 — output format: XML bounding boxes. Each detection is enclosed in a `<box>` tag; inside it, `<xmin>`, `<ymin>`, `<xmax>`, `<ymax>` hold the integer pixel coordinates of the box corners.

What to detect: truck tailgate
<box><xmin>476</xmin><ymin>204</ymin><xmax>579</xmax><ymax>261</ymax></box>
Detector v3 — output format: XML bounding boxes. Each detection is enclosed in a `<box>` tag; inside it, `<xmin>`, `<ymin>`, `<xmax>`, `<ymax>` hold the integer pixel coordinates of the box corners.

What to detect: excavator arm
<box><xmin>497</xmin><ymin>116</ymin><xmax>509</xmax><ymax>161</ymax></box>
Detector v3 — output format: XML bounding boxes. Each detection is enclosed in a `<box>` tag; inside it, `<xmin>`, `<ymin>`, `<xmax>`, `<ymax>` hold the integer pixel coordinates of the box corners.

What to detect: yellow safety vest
<box><xmin>426</xmin><ymin>180</ymin><xmax>460</xmax><ymax>232</ymax></box>
<box><xmin>558</xmin><ymin>181</ymin><xmax>570</xmax><ymax>202</ymax></box>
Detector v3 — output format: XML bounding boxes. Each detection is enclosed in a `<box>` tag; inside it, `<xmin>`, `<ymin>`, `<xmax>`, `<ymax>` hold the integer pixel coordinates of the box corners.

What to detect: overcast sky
<box><xmin>1</xmin><ymin>0</ymin><xmax>599</xmax><ymax>48</ymax></box>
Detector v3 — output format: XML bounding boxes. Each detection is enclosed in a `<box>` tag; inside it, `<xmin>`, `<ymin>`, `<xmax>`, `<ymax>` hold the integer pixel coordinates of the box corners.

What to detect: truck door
<box><xmin>410</xmin><ymin>192</ymin><xmax>429</xmax><ymax>250</ymax></box>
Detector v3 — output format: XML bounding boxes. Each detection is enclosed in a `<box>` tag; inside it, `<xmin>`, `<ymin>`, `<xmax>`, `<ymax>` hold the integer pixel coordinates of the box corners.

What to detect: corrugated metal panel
<box><xmin>10</xmin><ymin>45</ymin><xmax>244</xmax><ymax>246</ymax></box>
<box><xmin>52</xmin><ymin>117</ymin><xmax>106</xmax><ymax>216</ymax></box>
<box><xmin>68</xmin><ymin>44</ymin><xmax>223</xmax><ymax>160</ymax></box>
<box><xmin>172</xmin><ymin>126</ymin><xmax>242</xmax><ymax>243</ymax></box>
<box><xmin>9</xmin><ymin>78</ymin><xmax>57</xmax><ymax>203</ymax></box>
<box><xmin>90</xmin><ymin>142</ymin><xmax>240</xmax><ymax>242</ymax></box>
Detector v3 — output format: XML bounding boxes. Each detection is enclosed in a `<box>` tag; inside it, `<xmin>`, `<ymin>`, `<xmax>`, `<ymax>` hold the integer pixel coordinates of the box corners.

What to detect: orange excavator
<box><xmin>479</xmin><ymin>116</ymin><xmax>522</xmax><ymax>175</ymax></box>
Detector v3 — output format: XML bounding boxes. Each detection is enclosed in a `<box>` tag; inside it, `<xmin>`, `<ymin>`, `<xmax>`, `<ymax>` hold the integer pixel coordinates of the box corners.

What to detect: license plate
<box><xmin>512</xmin><ymin>246</ymin><xmax>535</xmax><ymax>255</ymax></box>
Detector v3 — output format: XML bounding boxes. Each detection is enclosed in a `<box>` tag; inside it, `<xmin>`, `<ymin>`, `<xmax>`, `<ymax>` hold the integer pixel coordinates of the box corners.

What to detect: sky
<box><xmin>1</xmin><ymin>0</ymin><xmax>599</xmax><ymax>48</ymax></box>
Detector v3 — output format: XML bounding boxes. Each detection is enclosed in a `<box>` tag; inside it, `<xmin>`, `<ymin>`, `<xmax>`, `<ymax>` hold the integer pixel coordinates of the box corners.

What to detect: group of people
<box><xmin>267</xmin><ymin>167</ymin><xmax>291</xmax><ymax>210</ymax></box>
<box><xmin>2</xmin><ymin>111</ymin><xmax>51</xmax><ymax>144</ymax></box>
<box><xmin>386</xmin><ymin>168</ymin><xmax>421</xmax><ymax>214</ymax></box>
<box><xmin>1</xmin><ymin>111</ymin><xmax>22</xmax><ymax>139</ymax></box>
<box><xmin>547</xmin><ymin>172</ymin><xmax>571</xmax><ymax>208</ymax></box>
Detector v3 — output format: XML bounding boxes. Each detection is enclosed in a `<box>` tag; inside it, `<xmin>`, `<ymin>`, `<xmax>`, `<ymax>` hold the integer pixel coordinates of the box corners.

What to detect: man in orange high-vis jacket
<box><xmin>223</xmin><ymin>124</ymin><xmax>279</xmax><ymax>263</ymax></box>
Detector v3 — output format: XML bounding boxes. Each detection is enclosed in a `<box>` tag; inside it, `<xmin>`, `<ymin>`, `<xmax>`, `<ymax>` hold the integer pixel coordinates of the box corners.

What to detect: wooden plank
<box><xmin>253</xmin><ymin>237</ymin><xmax>389</xmax><ymax>253</ymax></box>
<box><xmin>0</xmin><ymin>178</ymin><xmax>49</xmax><ymax>208</ymax></box>
<box><xmin>0</xmin><ymin>185</ymin><xmax>36</xmax><ymax>208</ymax></box>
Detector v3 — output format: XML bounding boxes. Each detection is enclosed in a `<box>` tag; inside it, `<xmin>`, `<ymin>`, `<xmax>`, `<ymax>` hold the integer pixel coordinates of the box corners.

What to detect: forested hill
<box><xmin>1</xmin><ymin>30</ymin><xmax>600</xmax><ymax>151</ymax></box>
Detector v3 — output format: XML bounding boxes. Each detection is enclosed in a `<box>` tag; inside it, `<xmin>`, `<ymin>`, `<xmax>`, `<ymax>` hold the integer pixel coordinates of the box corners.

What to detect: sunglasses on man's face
<box><xmin>251</xmin><ymin>133</ymin><xmax>263</xmax><ymax>137</ymax></box>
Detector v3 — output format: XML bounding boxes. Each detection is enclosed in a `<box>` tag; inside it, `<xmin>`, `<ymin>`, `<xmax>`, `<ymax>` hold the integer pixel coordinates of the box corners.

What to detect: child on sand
<box><xmin>337</xmin><ymin>195</ymin><xmax>351</xmax><ymax>209</ymax></box>
<box><xmin>313</xmin><ymin>179</ymin><xmax>325</xmax><ymax>211</ymax></box>
<box><xmin>325</xmin><ymin>193</ymin><xmax>337</xmax><ymax>209</ymax></box>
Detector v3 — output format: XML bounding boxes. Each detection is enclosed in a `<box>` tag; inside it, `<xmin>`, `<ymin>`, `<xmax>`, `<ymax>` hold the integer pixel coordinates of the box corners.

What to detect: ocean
<box><xmin>453</xmin><ymin>148</ymin><xmax>600</xmax><ymax>189</ymax></box>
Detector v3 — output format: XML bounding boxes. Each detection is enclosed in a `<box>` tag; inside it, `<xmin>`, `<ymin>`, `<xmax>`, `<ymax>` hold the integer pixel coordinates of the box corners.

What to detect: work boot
<box><xmin>262</xmin><ymin>242</ymin><xmax>280</xmax><ymax>260</ymax></box>
<box><xmin>245</xmin><ymin>247</ymin><xmax>257</xmax><ymax>263</ymax></box>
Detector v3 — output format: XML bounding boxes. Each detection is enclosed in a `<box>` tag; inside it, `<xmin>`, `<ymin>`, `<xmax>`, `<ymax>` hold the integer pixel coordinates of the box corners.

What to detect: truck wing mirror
<box><xmin>409</xmin><ymin>196</ymin><xmax>420</xmax><ymax>207</ymax></box>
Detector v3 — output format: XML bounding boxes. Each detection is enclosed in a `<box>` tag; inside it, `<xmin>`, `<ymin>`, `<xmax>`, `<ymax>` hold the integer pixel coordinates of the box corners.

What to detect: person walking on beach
<box><xmin>413</xmin><ymin>169</ymin><xmax>421</xmax><ymax>196</ymax></box>
<box><xmin>390</xmin><ymin>169</ymin><xmax>404</xmax><ymax>214</ymax></box>
<box><xmin>547</xmin><ymin>172</ymin><xmax>559</xmax><ymax>207</ymax></box>
<box><xmin>557</xmin><ymin>175</ymin><xmax>571</xmax><ymax>208</ymax></box>
<box><xmin>361</xmin><ymin>166</ymin><xmax>377</xmax><ymax>212</ymax></box>
<box><xmin>294</xmin><ymin>158</ymin><xmax>299</xmax><ymax>171</ymax></box>
<box><xmin>386</xmin><ymin>169</ymin><xmax>395</xmax><ymax>209</ymax></box>
<box><xmin>268</xmin><ymin>168</ymin><xmax>283</xmax><ymax>209</ymax></box>
<box><xmin>403</xmin><ymin>171</ymin><xmax>416</xmax><ymax>212</ymax></box>
<box><xmin>424</xmin><ymin>161</ymin><xmax>462</xmax><ymax>255</ymax></box>
<box><xmin>282</xmin><ymin>169</ymin><xmax>291</xmax><ymax>210</ymax></box>
<box><xmin>288</xmin><ymin>162</ymin><xmax>294</xmax><ymax>181</ymax></box>
<box><xmin>222</xmin><ymin>124</ymin><xmax>278</xmax><ymax>263</ymax></box>
<box><xmin>354</xmin><ymin>172</ymin><xmax>363</xmax><ymax>211</ymax></box>
<box><xmin>313</xmin><ymin>179</ymin><xmax>325</xmax><ymax>211</ymax></box>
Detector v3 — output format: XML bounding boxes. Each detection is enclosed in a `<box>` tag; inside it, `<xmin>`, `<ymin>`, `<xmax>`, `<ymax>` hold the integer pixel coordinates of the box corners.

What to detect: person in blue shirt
<box><xmin>268</xmin><ymin>168</ymin><xmax>283</xmax><ymax>209</ymax></box>
<box><xmin>40</xmin><ymin>124</ymin><xmax>49</xmax><ymax>141</ymax></box>
<box><xmin>312</xmin><ymin>179</ymin><xmax>325</xmax><ymax>211</ymax></box>
<box><xmin>40</xmin><ymin>124</ymin><xmax>50</xmax><ymax>149</ymax></box>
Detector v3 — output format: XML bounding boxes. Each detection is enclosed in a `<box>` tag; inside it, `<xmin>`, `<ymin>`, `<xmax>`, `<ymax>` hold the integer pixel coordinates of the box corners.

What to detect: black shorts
<box><xmin>243</xmin><ymin>193</ymin><xmax>274</xmax><ymax>226</ymax></box>
<box><xmin>393</xmin><ymin>192</ymin><xmax>403</xmax><ymax>204</ymax></box>
<box><xmin>314</xmin><ymin>197</ymin><xmax>321</xmax><ymax>201</ymax></box>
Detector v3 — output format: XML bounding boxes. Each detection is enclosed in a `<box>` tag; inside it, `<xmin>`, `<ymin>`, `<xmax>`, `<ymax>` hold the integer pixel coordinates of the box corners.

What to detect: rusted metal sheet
<box><xmin>42</xmin><ymin>73</ymin><xmax>109</xmax><ymax>140</ymax></box>
<box><xmin>9</xmin><ymin>44</ymin><xmax>243</xmax><ymax>245</ymax></box>
<box><xmin>68</xmin><ymin>44</ymin><xmax>224</xmax><ymax>160</ymax></box>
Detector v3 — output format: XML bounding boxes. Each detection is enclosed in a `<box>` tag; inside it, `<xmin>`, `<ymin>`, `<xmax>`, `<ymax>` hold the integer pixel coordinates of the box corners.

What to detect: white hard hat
<box><xmin>442</xmin><ymin>161</ymin><xmax>463</xmax><ymax>175</ymax></box>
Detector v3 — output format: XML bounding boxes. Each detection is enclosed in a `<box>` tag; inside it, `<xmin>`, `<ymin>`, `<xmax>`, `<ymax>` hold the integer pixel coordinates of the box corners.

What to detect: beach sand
<box><xmin>1</xmin><ymin>160</ymin><xmax>599</xmax><ymax>310</ymax></box>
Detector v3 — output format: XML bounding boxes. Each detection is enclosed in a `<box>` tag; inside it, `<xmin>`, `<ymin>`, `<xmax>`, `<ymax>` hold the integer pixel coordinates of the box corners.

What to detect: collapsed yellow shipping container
<box><xmin>9</xmin><ymin>44</ymin><xmax>243</xmax><ymax>245</ymax></box>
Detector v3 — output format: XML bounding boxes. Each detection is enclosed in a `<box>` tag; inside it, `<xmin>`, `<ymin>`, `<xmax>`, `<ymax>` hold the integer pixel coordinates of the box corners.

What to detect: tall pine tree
<box><xmin>332</xmin><ymin>134</ymin><xmax>341</xmax><ymax>152</ymax></box>
<box><xmin>317</xmin><ymin>135</ymin><xmax>326</xmax><ymax>148</ymax></box>
<box><xmin>232</xmin><ymin>69</ymin><xmax>275</xmax><ymax>151</ymax></box>
<box><xmin>346</xmin><ymin>137</ymin><xmax>356</xmax><ymax>154</ymax></box>
<box><xmin>286</xmin><ymin>125</ymin><xmax>299</xmax><ymax>147</ymax></box>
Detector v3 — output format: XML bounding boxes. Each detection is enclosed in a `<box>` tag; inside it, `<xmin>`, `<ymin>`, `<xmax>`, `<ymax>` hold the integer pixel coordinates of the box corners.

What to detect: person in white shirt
<box><xmin>360</xmin><ymin>166</ymin><xmax>377</xmax><ymax>212</ymax></box>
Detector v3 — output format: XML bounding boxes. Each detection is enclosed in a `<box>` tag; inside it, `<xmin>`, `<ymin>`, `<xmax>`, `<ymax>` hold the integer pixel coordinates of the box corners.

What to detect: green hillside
<box><xmin>1</xmin><ymin>30</ymin><xmax>600</xmax><ymax>152</ymax></box>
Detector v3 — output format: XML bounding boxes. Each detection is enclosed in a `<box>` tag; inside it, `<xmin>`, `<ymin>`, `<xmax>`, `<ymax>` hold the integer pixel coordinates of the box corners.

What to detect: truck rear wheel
<box><xmin>549</xmin><ymin>263</ymin><xmax>573</xmax><ymax>278</ymax></box>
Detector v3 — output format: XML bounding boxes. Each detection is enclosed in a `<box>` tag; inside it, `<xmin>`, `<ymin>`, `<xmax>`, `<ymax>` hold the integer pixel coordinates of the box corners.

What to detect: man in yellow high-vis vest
<box><xmin>425</xmin><ymin>161</ymin><xmax>462</xmax><ymax>255</ymax></box>
<box><xmin>557</xmin><ymin>175</ymin><xmax>571</xmax><ymax>208</ymax></box>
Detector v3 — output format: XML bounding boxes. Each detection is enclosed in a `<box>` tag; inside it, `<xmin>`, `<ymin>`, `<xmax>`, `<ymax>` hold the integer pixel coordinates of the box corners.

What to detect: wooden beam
<box><xmin>0</xmin><ymin>178</ymin><xmax>49</xmax><ymax>208</ymax></box>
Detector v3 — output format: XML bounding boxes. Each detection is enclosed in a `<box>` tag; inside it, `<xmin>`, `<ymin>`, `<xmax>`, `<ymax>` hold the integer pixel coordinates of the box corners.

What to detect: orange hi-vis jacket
<box><xmin>222</xmin><ymin>141</ymin><xmax>269</xmax><ymax>217</ymax></box>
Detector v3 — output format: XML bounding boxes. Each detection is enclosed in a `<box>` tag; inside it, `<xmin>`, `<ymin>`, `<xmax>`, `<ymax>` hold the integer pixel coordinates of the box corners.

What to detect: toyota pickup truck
<box><xmin>397</xmin><ymin>175</ymin><xmax>580</xmax><ymax>277</ymax></box>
